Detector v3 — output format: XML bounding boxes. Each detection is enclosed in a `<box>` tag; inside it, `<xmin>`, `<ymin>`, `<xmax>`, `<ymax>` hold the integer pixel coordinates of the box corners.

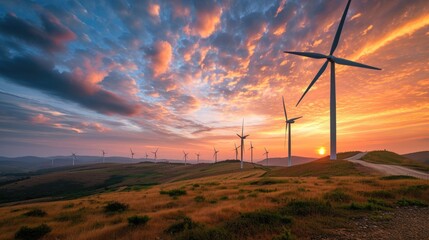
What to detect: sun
<box><xmin>318</xmin><ymin>147</ymin><xmax>326</xmax><ymax>155</ymax></box>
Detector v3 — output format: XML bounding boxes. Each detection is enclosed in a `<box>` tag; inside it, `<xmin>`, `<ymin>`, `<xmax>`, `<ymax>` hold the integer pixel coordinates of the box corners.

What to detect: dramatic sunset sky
<box><xmin>0</xmin><ymin>0</ymin><xmax>428</xmax><ymax>160</ymax></box>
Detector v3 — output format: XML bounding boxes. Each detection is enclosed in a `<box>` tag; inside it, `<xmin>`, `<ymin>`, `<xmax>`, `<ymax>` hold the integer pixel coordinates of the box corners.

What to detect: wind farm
<box><xmin>0</xmin><ymin>0</ymin><xmax>428</xmax><ymax>239</ymax></box>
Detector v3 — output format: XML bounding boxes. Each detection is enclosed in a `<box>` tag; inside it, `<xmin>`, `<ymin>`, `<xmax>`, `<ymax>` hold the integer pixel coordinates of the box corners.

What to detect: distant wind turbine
<box><xmin>145</xmin><ymin>152</ymin><xmax>149</xmax><ymax>160</ymax></box>
<box><xmin>282</xmin><ymin>96</ymin><xmax>302</xmax><ymax>167</ymax></box>
<box><xmin>102</xmin><ymin>150</ymin><xmax>106</xmax><ymax>163</ymax></box>
<box><xmin>130</xmin><ymin>148</ymin><xmax>135</xmax><ymax>159</ymax></box>
<box><xmin>284</xmin><ymin>0</ymin><xmax>381</xmax><ymax>160</ymax></box>
<box><xmin>213</xmin><ymin>147</ymin><xmax>219</xmax><ymax>163</ymax></box>
<box><xmin>236</xmin><ymin>119</ymin><xmax>249</xmax><ymax>169</ymax></box>
<box><xmin>263</xmin><ymin>148</ymin><xmax>269</xmax><ymax>166</ymax></box>
<box><xmin>233</xmin><ymin>143</ymin><xmax>240</xmax><ymax>161</ymax></box>
<box><xmin>51</xmin><ymin>158</ymin><xmax>54</xmax><ymax>167</ymax></box>
<box><xmin>249</xmin><ymin>142</ymin><xmax>254</xmax><ymax>164</ymax></box>
<box><xmin>195</xmin><ymin>153</ymin><xmax>200</xmax><ymax>163</ymax></box>
<box><xmin>152</xmin><ymin>148</ymin><xmax>159</xmax><ymax>163</ymax></box>
<box><xmin>72</xmin><ymin>153</ymin><xmax>77</xmax><ymax>166</ymax></box>
<box><xmin>183</xmin><ymin>151</ymin><xmax>189</xmax><ymax>165</ymax></box>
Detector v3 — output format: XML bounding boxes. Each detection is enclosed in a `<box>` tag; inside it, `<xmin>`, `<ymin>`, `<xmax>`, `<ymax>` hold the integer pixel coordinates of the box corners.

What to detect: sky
<box><xmin>0</xmin><ymin>0</ymin><xmax>428</xmax><ymax>160</ymax></box>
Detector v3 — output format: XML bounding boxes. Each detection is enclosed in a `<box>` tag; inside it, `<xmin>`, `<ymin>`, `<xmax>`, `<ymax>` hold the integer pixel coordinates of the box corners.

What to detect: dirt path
<box><xmin>327</xmin><ymin>207</ymin><xmax>429</xmax><ymax>240</ymax></box>
<box><xmin>345</xmin><ymin>152</ymin><xmax>429</xmax><ymax>179</ymax></box>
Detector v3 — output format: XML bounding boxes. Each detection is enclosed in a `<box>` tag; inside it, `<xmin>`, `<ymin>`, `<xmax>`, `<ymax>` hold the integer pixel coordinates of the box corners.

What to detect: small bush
<box><xmin>323</xmin><ymin>189</ymin><xmax>352</xmax><ymax>203</ymax></box>
<box><xmin>128</xmin><ymin>215</ymin><xmax>150</xmax><ymax>226</ymax></box>
<box><xmin>364</xmin><ymin>190</ymin><xmax>395</xmax><ymax>199</ymax></box>
<box><xmin>347</xmin><ymin>202</ymin><xmax>383</xmax><ymax>211</ymax></box>
<box><xmin>237</xmin><ymin>195</ymin><xmax>245</xmax><ymax>200</ymax></box>
<box><xmin>398</xmin><ymin>184</ymin><xmax>429</xmax><ymax>197</ymax></box>
<box><xmin>54</xmin><ymin>211</ymin><xmax>85</xmax><ymax>224</ymax></box>
<box><xmin>176</xmin><ymin>226</ymin><xmax>231</xmax><ymax>240</ymax></box>
<box><xmin>165</xmin><ymin>216</ymin><xmax>199</xmax><ymax>234</ymax></box>
<box><xmin>367</xmin><ymin>198</ymin><xmax>393</xmax><ymax>208</ymax></box>
<box><xmin>192</xmin><ymin>184</ymin><xmax>200</xmax><ymax>188</ymax></box>
<box><xmin>104</xmin><ymin>201</ymin><xmax>128</xmax><ymax>213</ymax></box>
<box><xmin>22</xmin><ymin>209</ymin><xmax>47</xmax><ymax>217</ymax></box>
<box><xmin>282</xmin><ymin>199</ymin><xmax>332</xmax><ymax>216</ymax></box>
<box><xmin>380</xmin><ymin>175</ymin><xmax>417</xmax><ymax>180</ymax></box>
<box><xmin>318</xmin><ymin>175</ymin><xmax>330</xmax><ymax>180</ymax></box>
<box><xmin>273</xmin><ymin>230</ymin><xmax>295</xmax><ymax>240</ymax></box>
<box><xmin>219</xmin><ymin>196</ymin><xmax>229</xmax><ymax>201</ymax></box>
<box><xmin>194</xmin><ymin>195</ymin><xmax>205</xmax><ymax>203</ymax></box>
<box><xmin>160</xmin><ymin>189</ymin><xmax>187</xmax><ymax>197</ymax></box>
<box><xmin>255</xmin><ymin>188</ymin><xmax>277</xmax><ymax>193</ymax></box>
<box><xmin>15</xmin><ymin>224</ymin><xmax>51</xmax><ymax>240</ymax></box>
<box><xmin>249</xmin><ymin>178</ymin><xmax>285</xmax><ymax>185</ymax></box>
<box><xmin>396</xmin><ymin>198</ymin><xmax>428</xmax><ymax>207</ymax></box>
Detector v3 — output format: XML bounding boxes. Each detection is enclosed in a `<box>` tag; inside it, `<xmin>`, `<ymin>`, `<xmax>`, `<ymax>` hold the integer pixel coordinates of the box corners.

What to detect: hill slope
<box><xmin>362</xmin><ymin>151</ymin><xmax>429</xmax><ymax>172</ymax></box>
<box><xmin>403</xmin><ymin>151</ymin><xmax>429</xmax><ymax>164</ymax></box>
<box><xmin>256</xmin><ymin>156</ymin><xmax>316</xmax><ymax>166</ymax></box>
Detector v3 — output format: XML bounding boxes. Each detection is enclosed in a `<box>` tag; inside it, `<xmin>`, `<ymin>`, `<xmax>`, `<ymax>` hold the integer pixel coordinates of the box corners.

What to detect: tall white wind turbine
<box><xmin>236</xmin><ymin>119</ymin><xmax>249</xmax><ymax>169</ymax></box>
<box><xmin>213</xmin><ymin>147</ymin><xmax>219</xmax><ymax>163</ymax></box>
<box><xmin>183</xmin><ymin>151</ymin><xmax>189</xmax><ymax>165</ymax></box>
<box><xmin>282</xmin><ymin>96</ymin><xmax>302</xmax><ymax>167</ymax></box>
<box><xmin>284</xmin><ymin>0</ymin><xmax>381</xmax><ymax>160</ymax></box>
<box><xmin>152</xmin><ymin>148</ymin><xmax>159</xmax><ymax>163</ymax></box>
<box><xmin>72</xmin><ymin>153</ymin><xmax>77</xmax><ymax>166</ymax></box>
<box><xmin>263</xmin><ymin>148</ymin><xmax>269</xmax><ymax>166</ymax></box>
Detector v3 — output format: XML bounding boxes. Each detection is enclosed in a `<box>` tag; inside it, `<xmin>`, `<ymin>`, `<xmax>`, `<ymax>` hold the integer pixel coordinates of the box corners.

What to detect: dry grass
<box><xmin>0</xmin><ymin>161</ymin><xmax>428</xmax><ymax>239</ymax></box>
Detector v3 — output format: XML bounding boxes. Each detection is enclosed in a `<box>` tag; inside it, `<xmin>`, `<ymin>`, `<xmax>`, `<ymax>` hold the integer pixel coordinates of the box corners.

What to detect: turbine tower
<box><xmin>72</xmin><ymin>153</ymin><xmax>77</xmax><ymax>166</ymax></box>
<box><xmin>183</xmin><ymin>151</ymin><xmax>189</xmax><ymax>165</ymax></box>
<box><xmin>233</xmin><ymin>143</ymin><xmax>240</xmax><ymax>161</ymax></box>
<box><xmin>282</xmin><ymin>96</ymin><xmax>302</xmax><ymax>167</ymax></box>
<box><xmin>263</xmin><ymin>148</ymin><xmax>269</xmax><ymax>166</ymax></box>
<box><xmin>130</xmin><ymin>148</ymin><xmax>135</xmax><ymax>159</ymax></box>
<box><xmin>213</xmin><ymin>147</ymin><xmax>219</xmax><ymax>163</ymax></box>
<box><xmin>145</xmin><ymin>152</ymin><xmax>149</xmax><ymax>160</ymax></box>
<box><xmin>236</xmin><ymin>119</ymin><xmax>249</xmax><ymax>169</ymax></box>
<box><xmin>249</xmin><ymin>142</ymin><xmax>254</xmax><ymax>164</ymax></box>
<box><xmin>152</xmin><ymin>148</ymin><xmax>159</xmax><ymax>163</ymax></box>
<box><xmin>284</xmin><ymin>0</ymin><xmax>381</xmax><ymax>160</ymax></box>
<box><xmin>102</xmin><ymin>150</ymin><xmax>106</xmax><ymax>163</ymax></box>
<box><xmin>195</xmin><ymin>153</ymin><xmax>200</xmax><ymax>163</ymax></box>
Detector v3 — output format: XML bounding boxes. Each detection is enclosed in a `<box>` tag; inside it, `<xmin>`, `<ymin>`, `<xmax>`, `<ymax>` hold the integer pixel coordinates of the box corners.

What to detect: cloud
<box><xmin>31</xmin><ymin>114</ymin><xmax>50</xmax><ymax>124</ymax></box>
<box><xmin>0</xmin><ymin>12</ymin><xmax>75</xmax><ymax>52</ymax></box>
<box><xmin>192</xmin><ymin>0</ymin><xmax>222</xmax><ymax>38</ymax></box>
<box><xmin>100</xmin><ymin>71</ymin><xmax>139</xmax><ymax>99</ymax></box>
<box><xmin>146</xmin><ymin>40</ymin><xmax>173</xmax><ymax>76</ymax></box>
<box><xmin>0</xmin><ymin>55</ymin><xmax>142</xmax><ymax>116</ymax></box>
<box><xmin>148</xmin><ymin>3</ymin><xmax>160</xmax><ymax>17</ymax></box>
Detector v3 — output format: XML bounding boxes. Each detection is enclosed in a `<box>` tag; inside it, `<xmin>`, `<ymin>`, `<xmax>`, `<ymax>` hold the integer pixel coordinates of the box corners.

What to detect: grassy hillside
<box><xmin>403</xmin><ymin>151</ymin><xmax>429</xmax><ymax>164</ymax></box>
<box><xmin>0</xmin><ymin>167</ymin><xmax>427</xmax><ymax>240</ymax></box>
<box><xmin>0</xmin><ymin>161</ymin><xmax>264</xmax><ymax>204</ymax></box>
<box><xmin>362</xmin><ymin>151</ymin><xmax>429</xmax><ymax>172</ymax></box>
<box><xmin>256</xmin><ymin>156</ymin><xmax>316</xmax><ymax>166</ymax></box>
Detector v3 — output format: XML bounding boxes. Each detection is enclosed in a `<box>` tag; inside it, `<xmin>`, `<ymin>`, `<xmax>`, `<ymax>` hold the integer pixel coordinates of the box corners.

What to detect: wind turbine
<box><xmin>195</xmin><ymin>153</ymin><xmax>200</xmax><ymax>163</ymax></box>
<box><xmin>236</xmin><ymin>119</ymin><xmax>249</xmax><ymax>169</ymax></box>
<box><xmin>233</xmin><ymin>143</ymin><xmax>240</xmax><ymax>161</ymax></box>
<box><xmin>102</xmin><ymin>150</ymin><xmax>106</xmax><ymax>163</ymax></box>
<box><xmin>213</xmin><ymin>147</ymin><xmax>219</xmax><ymax>163</ymax></box>
<box><xmin>152</xmin><ymin>148</ymin><xmax>159</xmax><ymax>163</ymax></box>
<box><xmin>263</xmin><ymin>148</ymin><xmax>269</xmax><ymax>166</ymax></box>
<box><xmin>282</xmin><ymin>96</ymin><xmax>302</xmax><ymax>167</ymax></box>
<box><xmin>145</xmin><ymin>152</ymin><xmax>149</xmax><ymax>160</ymax></box>
<box><xmin>249</xmin><ymin>142</ymin><xmax>254</xmax><ymax>164</ymax></box>
<box><xmin>284</xmin><ymin>0</ymin><xmax>381</xmax><ymax>160</ymax></box>
<box><xmin>71</xmin><ymin>153</ymin><xmax>77</xmax><ymax>166</ymax></box>
<box><xmin>130</xmin><ymin>148</ymin><xmax>135</xmax><ymax>159</ymax></box>
<box><xmin>51</xmin><ymin>158</ymin><xmax>54</xmax><ymax>167</ymax></box>
<box><xmin>183</xmin><ymin>151</ymin><xmax>189</xmax><ymax>165</ymax></box>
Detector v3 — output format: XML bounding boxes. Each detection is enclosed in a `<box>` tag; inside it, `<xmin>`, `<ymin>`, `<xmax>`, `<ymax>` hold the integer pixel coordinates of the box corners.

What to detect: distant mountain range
<box><xmin>256</xmin><ymin>156</ymin><xmax>316</xmax><ymax>167</ymax></box>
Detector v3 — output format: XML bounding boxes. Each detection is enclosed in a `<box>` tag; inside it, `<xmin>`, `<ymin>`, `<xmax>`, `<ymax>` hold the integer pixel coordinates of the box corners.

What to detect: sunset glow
<box><xmin>0</xmin><ymin>0</ymin><xmax>428</xmax><ymax>160</ymax></box>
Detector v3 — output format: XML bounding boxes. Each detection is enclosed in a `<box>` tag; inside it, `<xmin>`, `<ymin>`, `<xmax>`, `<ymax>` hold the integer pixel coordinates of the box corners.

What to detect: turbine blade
<box><xmin>284</xmin><ymin>51</ymin><xmax>327</xmax><ymax>59</ymax></box>
<box><xmin>330</xmin><ymin>0</ymin><xmax>351</xmax><ymax>55</ymax></box>
<box><xmin>242</xmin><ymin>118</ymin><xmax>244</xmax><ymax>136</ymax></box>
<box><xmin>284</xmin><ymin>124</ymin><xmax>287</xmax><ymax>149</ymax></box>
<box><xmin>296</xmin><ymin>60</ymin><xmax>329</xmax><ymax>106</ymax></box>
<box><xmin>282</xmin><ymin>96</ymin><xmax>288</xmax><ymax>121</ymax></box>
<box><xmin>289</xmin><ymin>116</ymin><xmax>303</xmax><ymax>121</ymax></box>
<box><xmin>237</xmin><ymin>134</ymin><xmax>241</xmax><ymax>138</ymax></box>
<box><xmin>333</xmin><ymin>57</ymin><xmax>381</xmax><ymax>70</ymax></box>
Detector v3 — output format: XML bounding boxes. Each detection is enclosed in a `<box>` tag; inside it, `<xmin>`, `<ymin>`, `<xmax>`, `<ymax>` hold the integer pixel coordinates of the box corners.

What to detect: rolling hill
<box><xmin>362</xmin><ymin>151</ymin><xmax>429</xmax><ymax>172</ymax></box>
<box><xmin>256</xmin><ymin>156</ymin><xmax>316</xmax><ymax>166</ymax></box>
<box><xmin>402</xmin><ymin>151</ymin><xmax>429</xmax><ymax>164</ymax></box>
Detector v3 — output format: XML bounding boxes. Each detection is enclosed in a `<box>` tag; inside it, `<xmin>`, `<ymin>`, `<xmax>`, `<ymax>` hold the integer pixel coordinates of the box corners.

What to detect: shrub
<box><xmin>160</xmin><ymin>189</ymin><xmax>187</xmax><ymax>197</ymax></box>
<box><xmin>54</xmin><ymin>211</ymin><xmax>85</xmax><ymax>224</ymax></box>
<box><xmin>194</xmin><ymin>195</ymin><xmax>205</xmax><ymax>203</ymax></box>
<box><xmin>380</xmin><ymin>175</ymin><xmax>417</xmax><ymax>180</ymax></box>
<box><xmin>176</xmin><ymin>227</ymin><xmax>232</xmax><ymax>240</ymax></box>
<box><xmin>15</xmin><ymin>224</ymin><xmax>51</xmax><ymax>240</ymax></box>
<box><xmin>367</xmin><ymin>198</ymin><xmax>393</xmax><ymax>208</ymax></box>
<box><xmin>318</xmin><ymin>175</ymin><xmax>331</xmax><ymax>180</ymax></box>
<box><xmin>104</xmin><ymin>201</ymin><xmax>129</xmax><ymax>213</ymax></box>
<box><xmin>255</xmin><ymin>188</ymin><xmax>277</xmax><ymax>193</ymax></box>
<box><xmin>22</xmin><ymin>209</ymin><xmax>47</xmax><ymax>217</ymax></box>
<box><xmin>323</xmin><ymin>189</ymin><xmax>352</xmax><ymax>203</ymax></box>
<box><xmin>128</xmin><ymin>215</ymin><xmax>150</xmax><ymax>226</ymax></box>
<box><xmin>398</xmin><ymin>184</ymin><xmax>429</xmax><ymax>197</ymax></box>
<box><xmin>396</xmin><ymin>198</ymin><xmax>428</xmax><ymax>207</ymax></box>
<box><xmin>364</xmin><ymin>190</ymin><xmax>395</xmax><ymax>199</ymax></box>
<box><xmin>165</xmin><ymin>216</ymin><xmax>199</xmax><ymax>234</ymax></box>
<box><xmin>273</xmin><ymin>230</ymin><xmax>295</xmax><ymax>240</ymax></box>
<box><xmin>219</xmin><ymin>196</ymin><xmax>229</xmax><ymax>201</ymax></box>
<box><xmin>282</xmin><ymin>199</ymin><xmax>332</xmax><ymax>216</ymax></box>
<box><xmin>347</xmin><ymin>202</ymin><xmax>383</xmax><ymax>211</ymax></box>
<box><xmin>250</xmin><ymin>178</ymin><xmax>285</xmax><ymax>185</ymax></box>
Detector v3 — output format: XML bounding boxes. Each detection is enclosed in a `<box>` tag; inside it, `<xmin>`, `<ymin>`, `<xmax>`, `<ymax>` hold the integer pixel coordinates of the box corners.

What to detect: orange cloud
<box><xmin>31</xmin><ymin>114</ymin><xmax>50</xmax><ymax>124</ymax></box>
<box><xmin>150</xmin><ymin>41</ymin><xmax>173</xmax><ymax>76</ymax></box>
<box><xmin>148</xmin><ymin>3</ymin><xmax>160</xmax><ymax>17</ymax></box>
<box><xmin>193</xmin><ymin>7</ymin><xmax>222</xmax><ymax>38</ymax></box>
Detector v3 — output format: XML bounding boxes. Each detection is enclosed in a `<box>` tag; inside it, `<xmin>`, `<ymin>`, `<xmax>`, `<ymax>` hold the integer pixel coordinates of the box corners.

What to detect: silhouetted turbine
<box><xmin>130</xmin><ymin>148</ymin><xmax>135</xmax><ymax>159</ymax></box>
<box><xmin>282</xmin><ymin>96</ymin><xmax>302</xmax><ymax>167</ymax></box>
<box><xmin>263</xmin><ymin>148</ymin><xmax>269</xmax><ymax>166</ymax></box>
<box><xmin>249</xmin><ymin>142</ymin><xmax>254</xmax><ymax>164</ymax></box>
<box><xmin>195</xmin><ymin>153</ymin><xmax>200</xmax><ymax>163</ymax></box>
<box><xmin>152</xmin><ymin>148</ymin><xmax>159</xmax><ymax>163</ymax></box>
<box><xmin>233</xmin><ymin>143</ymin><xmax>240</xmax><ymax>161</ymax></box>
<box><xmin>236</xmin><ymin>119</ymin><xmax>249</xmax><ymax>169</ymax></box>
<box><xmin>284</xmin><ymin>0</ymin><xmax>381</xmax><ymax>160</ymax></box>
<box><xmin>183</xmin><ymin>151</ymin><xmax>189</xmax><ymax>165</ymax></box>
<box><xmin>213</xmin><ymin>147</ymin><xmax>219</xmax><ymax>163</ymax></box>
<box><xmin>102</xmin><ymin>150</ymin><xmax>106</xmax><ymax>163</ymax></box>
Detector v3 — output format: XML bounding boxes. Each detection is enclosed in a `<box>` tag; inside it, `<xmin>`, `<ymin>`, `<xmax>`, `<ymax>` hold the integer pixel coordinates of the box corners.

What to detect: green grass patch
<box><xmin>103</xmin><ymin>201</ymin><xmax>128</xmax><ymax>213</ymax></box>
<box><xmin>380</xmin><ymin>175</ymin><xmax>417</xmax><ymax>180</ymax></box>
<box><xmin>397</xmin><ymin>184</ymin><xmax>429</xmax><ymax>197</ymax></box>
<box><xmin>323</xmin><ymin>189</ymin><xmax>352</xmax><ymax>203</ymax></box>
<box><xmin>249</xmin><ymin>178</ymin><xmax>285</xmax><ymax>185</ymax></box>
<box><xmin>165</xmin><ymin>216</ymin><xmax>200</xmax><ymax>234</ymax></box>
<box><xmin>160</xmin><ymin>189</ymin><xmax>187</xmax><ymax>197</ymax></box>
<box><xmin>194</xmin><ymin>195</ymin><xmax>205</xmax><ymax>203</ymax></box>
<box><xmin>219</xmin><ymin>196</ymin><xmax>229</xmax><ymax>201</ymax></box>
<box><xmin>15</xmin><ymin>224</ymin><xmax>51</xmax><ymax>240</ymax></box>
<box><xmin>363</xmin><ymin>190</ymin><xmax>395</xmax><ymax>199</ymax></box>
<box><xmin>255</xmin><ymin>188</ymin><xmax>277</xmax><ymax>193</ymax></box>
<box><xmin>128</xmin><ymin>215</ymin><xmax>150</xmax><ymax>226</ymax></box>
<box><xmin>54</xmin><ymin>211</ymin><xmax>85</xmax><ymax>224</ymax></box>
<box><xmin>282</xmin><ymin>199</ymin><xmax>333</xmax><ymax>216</ymax></box>
<box><xmin>346</xmin><ymin>202</ymin><xmax>383</xmax><ymax>211</ymax></box>
<box><xmin>396</xmin><ymin>198</ymin><xmax>428</xmax><ymax>207</ymax></box>
<box><xmin>22</xmin><ymin>209</ymin><xmax>47</xmax><ymax>217</ymax></box>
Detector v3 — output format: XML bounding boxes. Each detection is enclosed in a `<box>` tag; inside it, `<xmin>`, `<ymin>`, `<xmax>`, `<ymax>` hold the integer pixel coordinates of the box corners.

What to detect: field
<box><xmin>1</xmin><ymin>158</ymin><xmax>429</xmax><ymax>240</ymax></box>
